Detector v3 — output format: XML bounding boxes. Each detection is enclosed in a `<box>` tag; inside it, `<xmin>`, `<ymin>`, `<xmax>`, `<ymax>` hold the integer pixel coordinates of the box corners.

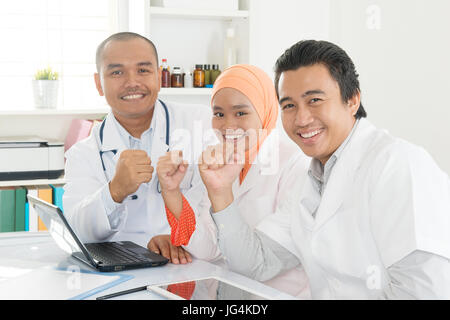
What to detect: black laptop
<box><xmin>27</xmin><ymin>194</ymin><xmax>169</xmax><ymax>272</ymax></box>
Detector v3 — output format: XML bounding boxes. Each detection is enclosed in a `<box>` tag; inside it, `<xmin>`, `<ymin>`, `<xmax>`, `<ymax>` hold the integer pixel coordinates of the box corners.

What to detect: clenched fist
<box><xmin>198</xmin><ymin>143</ymin><xmax>244</xmax><ymax>212</ymax></box>
<box><xmin>156</xmin><ymin>150</ymin><xmax>189</xmax><ymax>193</ymax></box>
<box><xmin>109</xmin><ymin>149</ymin><xmax>154</xmax><ymax>203</ymax></box>
<box><xmin>198</xmin><ymin>143</ymin><xmax>244</xmax><ymax>192</ymax></box>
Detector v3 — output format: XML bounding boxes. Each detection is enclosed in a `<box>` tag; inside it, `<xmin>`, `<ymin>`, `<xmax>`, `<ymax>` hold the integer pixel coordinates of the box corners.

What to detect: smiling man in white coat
<box><xmin>198</xmin><ymin>40</ymin><xmax>450</xmax><ymax>299</ymax></box>
<box><xmin>63</xmin><ymin>32</ymin><xmax>211</xmax><ymax>252</ymax></box>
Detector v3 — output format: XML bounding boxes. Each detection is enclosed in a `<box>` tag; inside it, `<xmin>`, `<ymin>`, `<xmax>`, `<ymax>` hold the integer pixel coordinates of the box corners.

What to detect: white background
<box><xmin>249</xmin><ymin>0</ymin><xmax>450</xmax><ymax>174</ymax></box>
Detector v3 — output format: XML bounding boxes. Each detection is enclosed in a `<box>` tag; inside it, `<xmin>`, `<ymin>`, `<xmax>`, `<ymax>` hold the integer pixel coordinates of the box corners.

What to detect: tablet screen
<box><xmin>148</xmin><ymin>277</ymin><xmax>269</xmax><ymax>300</ymax></box>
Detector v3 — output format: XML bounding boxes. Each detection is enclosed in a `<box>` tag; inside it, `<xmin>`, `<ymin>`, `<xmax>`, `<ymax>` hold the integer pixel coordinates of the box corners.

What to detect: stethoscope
<box><xmin>99</xmin><ymin>99</ymin><xmax>170</xmax><ymax>197</ymax></box>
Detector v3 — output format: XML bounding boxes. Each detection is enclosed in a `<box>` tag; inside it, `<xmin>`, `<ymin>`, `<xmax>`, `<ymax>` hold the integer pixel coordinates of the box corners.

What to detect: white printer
<box><xmin>0</xmin><ymin>136</ymin><xmax>64</xmax><ymax>181</ymax></box>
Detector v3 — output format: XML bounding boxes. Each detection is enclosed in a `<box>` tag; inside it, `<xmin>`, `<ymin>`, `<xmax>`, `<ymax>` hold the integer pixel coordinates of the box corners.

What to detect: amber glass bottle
<box><xmin>193</xmin><ymin>64</ymin><xmax>205</xmax><ymax>88</ymax></box>
<box><xmin>171</xmin><ymin>67</ymin><xmax>183</xmax><ymax>88</ymax></box>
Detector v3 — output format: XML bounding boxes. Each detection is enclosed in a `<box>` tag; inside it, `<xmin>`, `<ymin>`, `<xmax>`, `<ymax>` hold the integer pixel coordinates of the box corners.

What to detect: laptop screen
<box><xmin>27</xmin><ymin>195</ymin><xmax>95</xmax><ymax>266</ymax></box>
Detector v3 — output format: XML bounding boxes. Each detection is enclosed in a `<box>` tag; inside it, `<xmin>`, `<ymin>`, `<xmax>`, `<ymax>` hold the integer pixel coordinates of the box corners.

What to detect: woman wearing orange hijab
<box><xmin>149</xmin><ymin>64</ymin><xmax>311</xmax><ymax>298</ymax></box>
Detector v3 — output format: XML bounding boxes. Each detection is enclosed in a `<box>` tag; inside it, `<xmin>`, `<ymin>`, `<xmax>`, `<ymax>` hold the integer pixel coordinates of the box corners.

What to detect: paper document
<box><xmin>0</xmin><ymin>266</ymin><xmax>132</xmax><ymax>300</ymax></box>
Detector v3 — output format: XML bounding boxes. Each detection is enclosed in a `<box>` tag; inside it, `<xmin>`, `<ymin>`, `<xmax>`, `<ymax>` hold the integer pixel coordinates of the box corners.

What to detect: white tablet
<box><xmin>147</xmin><ymin>276</ymin><xmax>271</xmax><ymax>300</ymax></box>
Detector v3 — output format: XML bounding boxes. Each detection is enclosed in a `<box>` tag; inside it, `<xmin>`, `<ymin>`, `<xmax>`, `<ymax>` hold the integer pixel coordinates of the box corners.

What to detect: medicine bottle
<box><xmin>171</xmin><ymin>67</ymin><xmax>183</xmax><ymax>88</ymax></box>
<box><xmin>211</xmin><ymin>64</ymin><xmax>221</xmax><ymax>84</ymax></box>
<box><xmin>161</xmin><ymin>59</ymin><xmax>171</xmax><ymax>88</ymax></box>
<box><xmin>204</xmin><ymin>64</ymin><xmax>211</xmax><ymax>85</ymax></box>
<box><xmin>184</xmin><ymin>66</ymin><xmax>193</xmax><ymax>88</ymax></box>
<box><xmin>193</xmin><ymin>64</ymin><xmax>205</xmax><ymax>88</ymax></box>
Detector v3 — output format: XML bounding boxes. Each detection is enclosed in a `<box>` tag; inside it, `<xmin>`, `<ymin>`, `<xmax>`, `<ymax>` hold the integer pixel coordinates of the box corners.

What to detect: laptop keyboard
<box><xmin>86</xmin><ymin>242</ymin><xmax>152</xmax><ymax>265</ymax></box>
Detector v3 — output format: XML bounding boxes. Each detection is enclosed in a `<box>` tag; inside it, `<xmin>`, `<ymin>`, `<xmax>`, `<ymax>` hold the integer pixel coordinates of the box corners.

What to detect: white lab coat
<box><xmin>63</xmin><ymin>100</ymin><xmax>212</xmax><ymax>247</ymax></box>
<box><xmin>258</xmin><ymin>118</ymin><xmax>450</xmax><ymax>299</ymax></box>
<box><xmin>185</xmin><ymin>130</ymin><xmax>313</xmax><ymax>298</ymax></box>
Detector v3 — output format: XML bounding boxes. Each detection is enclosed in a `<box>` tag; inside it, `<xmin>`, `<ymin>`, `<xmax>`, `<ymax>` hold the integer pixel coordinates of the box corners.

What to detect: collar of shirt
<box><xmin>308</xmin><ymin>119</ymin><xmax>360</xmax><ymax>195</ymax></box>
<box><xmin>111</xmin><ymin>113</ymin><xmax>155</xmax><ymax>153</ymax></box>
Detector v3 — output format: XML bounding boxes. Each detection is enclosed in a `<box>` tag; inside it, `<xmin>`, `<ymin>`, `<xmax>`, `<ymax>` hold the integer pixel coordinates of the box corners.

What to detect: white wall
<box><xmin>248</xmin><ymin>0</ymin><xmax>331</xmax><ymax>146</ymax></box>
<box><xmin>329</xmin><ymin>0</ymin><xmax>450</xmax><ymax>174</ymax></box>
<box><xmin>249</xmin><ymin>0</ymin><xmax>330</xmax><ymax>77</ymax></box>
<box><xmin>248</xmin><ymin>0</ymin><xmax>450</xmax><ymax>174</ymax></box>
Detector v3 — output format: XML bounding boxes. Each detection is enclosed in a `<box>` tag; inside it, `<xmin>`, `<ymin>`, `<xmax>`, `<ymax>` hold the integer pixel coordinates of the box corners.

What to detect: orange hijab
<box><xmin>211</xmin><ymin>64</ymin><xmax>279</xmax><ymax>184</ymax></box>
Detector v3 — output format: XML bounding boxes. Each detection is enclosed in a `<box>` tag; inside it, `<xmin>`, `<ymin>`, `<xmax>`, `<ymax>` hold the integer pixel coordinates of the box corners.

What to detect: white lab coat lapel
<box><xmin>313</xmin><ymin>152</ymin><xmax>354</xmax><ymax>230</ymax></box>
<box><xmin>313</xmin><ymin>119</ymin><xmax>374</xmax><ymax>230</ymax></box>
<box><xmin>100</xmin><ymin>112</ymin><xmax>128</xmax><ymax>153</ymax></box>
<box><xmin>231</xmin><ymin>177</ymin><xmax>240</xmax><ymax>202</ymax></box>
<box><xmin>99</xmin><ymin>112</ymin><xmax>128</xmax><ymax>181</ymax></box>
<box><xmin>296</xmin><ymin>177</ymin><xmax>318</xmax><ymax>231</ymax></box>
<box><xmin>234</xmin><ymin>161</ymin><xmax>260</xmax><ymax>199</ymax></box>
<box><xmin>234</xmin><ymin>134</ymin><xmax>274</xmax><ymax>199</ymax></box>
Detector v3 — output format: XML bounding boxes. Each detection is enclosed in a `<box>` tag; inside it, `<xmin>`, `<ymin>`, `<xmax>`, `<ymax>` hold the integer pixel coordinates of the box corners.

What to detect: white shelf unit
<box><xmin>149</xmin><ymin>6</ymin><xmax>249</xmax><ymax>20</ymax></box>
<box><xmin>0</xmin><ymin>109</ymin><xmax>108</xmax><ymax>141</ymax></box>
<box><xmin>0</xmin><ymin>109</ymin><xmax>108</xmax><ymax>188</ymax></box>
<box><xmin>0</xmin><ymin>178</ymin><xmax>66</xmax><ymax>188</ymax></box>
<box><xmin>159</xmin><ymin>87</ymin><xmax>212</xmax><ymax>95</ymax></box>
<box><xmin>145</xmin><ymin>0</ymin><xmax>250</xmax><ymax>96</ymax></box>
<box><xmin>0</xmin><ymin>108</ymin><xmax>109</xmax><ymax>116</ymax></box>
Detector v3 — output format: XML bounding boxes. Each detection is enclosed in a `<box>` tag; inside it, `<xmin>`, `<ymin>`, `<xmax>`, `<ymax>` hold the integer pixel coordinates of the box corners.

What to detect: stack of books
<box><xmin>0</xmin><ymin>184</ymin><xmax>64</xmax><ymax>233</ymax></box>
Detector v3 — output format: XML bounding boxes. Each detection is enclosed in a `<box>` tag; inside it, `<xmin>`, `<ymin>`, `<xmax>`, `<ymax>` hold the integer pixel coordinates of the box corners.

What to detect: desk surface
<box><xmin>0</xmin><ymin>232</ymin><xmax>295</xmax><ymax>300</ymax></box>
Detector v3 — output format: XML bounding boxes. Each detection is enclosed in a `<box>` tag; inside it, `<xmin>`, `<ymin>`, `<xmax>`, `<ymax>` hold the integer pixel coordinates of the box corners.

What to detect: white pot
<box><xmin>32</xmin><ymin>80</ymin><xmax>59</xmax><ymax>109</ymax></box>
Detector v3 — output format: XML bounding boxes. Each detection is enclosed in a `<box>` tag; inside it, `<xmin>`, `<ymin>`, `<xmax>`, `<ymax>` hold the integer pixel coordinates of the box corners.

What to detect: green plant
<box><xmin>34</xmin><ymin>67</ymin><xmax>59</xmax><ymax>80</ymax></box>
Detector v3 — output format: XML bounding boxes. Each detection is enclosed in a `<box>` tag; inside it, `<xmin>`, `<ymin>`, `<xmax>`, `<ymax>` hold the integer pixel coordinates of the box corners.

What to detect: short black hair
<box><xmin>274</xmin><ymin>40</ymin><xmax>367</xmax><ymax>119</ymax></box>
<box><xmin>95</xmin><ymin>32</ymin><xmax>159</xmax><ymax>73</ymax></box>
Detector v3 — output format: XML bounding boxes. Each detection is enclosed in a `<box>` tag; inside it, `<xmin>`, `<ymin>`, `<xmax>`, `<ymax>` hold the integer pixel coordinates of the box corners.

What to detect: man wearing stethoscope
<box><xmin>63</xmin><ymin>32</ymin><xmax>212</xmax><ymax>249</ymax></box>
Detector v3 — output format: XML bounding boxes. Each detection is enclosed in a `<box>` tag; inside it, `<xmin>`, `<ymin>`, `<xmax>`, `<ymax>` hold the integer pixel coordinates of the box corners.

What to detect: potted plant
<box><xmin>32</xmin><ymin>67</ymin><xmax>59</xmax><ymax>109</ymax></box>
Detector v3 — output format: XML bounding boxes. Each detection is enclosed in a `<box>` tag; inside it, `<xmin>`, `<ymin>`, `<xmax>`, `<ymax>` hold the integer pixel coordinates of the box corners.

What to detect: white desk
<box><xmin>0</xmin><ymin>232</ymin><xmax>295</xmax><ymax>300</ymax></box>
